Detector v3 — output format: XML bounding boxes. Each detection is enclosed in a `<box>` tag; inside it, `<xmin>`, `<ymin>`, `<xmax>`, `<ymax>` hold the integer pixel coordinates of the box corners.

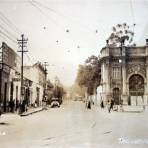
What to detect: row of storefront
<box><xmin>0</xmin><ymin>42</ymin><xmax>46</xmax><ymax>112</ymax></box>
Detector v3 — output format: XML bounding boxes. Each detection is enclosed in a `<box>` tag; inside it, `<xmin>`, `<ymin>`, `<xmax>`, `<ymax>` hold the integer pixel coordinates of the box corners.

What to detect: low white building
<box><xmin>24</xmin><ymin>62</ymin><xmax>46</xmax><ymax>106</ymax></box>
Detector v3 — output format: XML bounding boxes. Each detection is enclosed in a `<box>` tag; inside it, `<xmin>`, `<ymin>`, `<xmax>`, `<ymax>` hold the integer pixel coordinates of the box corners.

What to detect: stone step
<box><xmin>123</xmin><ymin>105</ymin><xmax>144</xmax><ymax>112</ymax></box>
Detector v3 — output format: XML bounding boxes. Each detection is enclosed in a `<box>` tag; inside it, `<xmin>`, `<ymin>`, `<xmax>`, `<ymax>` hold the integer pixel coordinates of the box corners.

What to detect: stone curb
<box><xmin>20</xmin><ymin>108</ymin><xmax>44</xmax><ymax>117</ymax></box>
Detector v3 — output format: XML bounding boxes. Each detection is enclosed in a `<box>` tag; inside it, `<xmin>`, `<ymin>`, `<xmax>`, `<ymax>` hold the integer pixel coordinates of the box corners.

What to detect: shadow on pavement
<box><xmin>0</xmin><ymin>122</ymin><xmax>10</xmax><ymax>126</ymax></box>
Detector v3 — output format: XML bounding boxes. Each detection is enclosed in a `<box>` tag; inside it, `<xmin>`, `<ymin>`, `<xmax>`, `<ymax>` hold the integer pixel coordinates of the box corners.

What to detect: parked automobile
<box><xmin>50</xmin><ymin>98</ymin><xmax>60</xmax><ymax>108</ymax></box>
<box><xmin>52</xmin><ymin>85</ymin><xmax>63</xmax><ymax>103</ymax></box>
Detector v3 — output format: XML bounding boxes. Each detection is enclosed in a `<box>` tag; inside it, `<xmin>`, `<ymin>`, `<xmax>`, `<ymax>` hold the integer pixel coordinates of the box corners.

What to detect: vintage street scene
<box><xmin>0</xmin><ymin>0</ymin><xmax>148</xmax><ymax>148</ymax></box>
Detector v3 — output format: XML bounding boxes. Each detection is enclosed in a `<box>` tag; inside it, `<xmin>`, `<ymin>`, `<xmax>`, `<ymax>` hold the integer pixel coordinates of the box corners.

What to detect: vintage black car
<box><xmin>50</xmin><ymin>98</ymin><xmax>60</xmax><ymax>108</ymax></box>
<box><xmin>50</xmin><ymin>85</ymin><xmax>63</xmax><ymax>107</ymax></box>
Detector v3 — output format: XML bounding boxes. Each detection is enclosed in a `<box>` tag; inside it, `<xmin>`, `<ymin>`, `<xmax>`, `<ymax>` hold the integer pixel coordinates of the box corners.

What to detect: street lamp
<box><xmin>119</xmin><ymin>36</ymin><xmax>126</xmax><ymax>111</ymax></box>
<box><xmin>119</xmin><ymin>59</ymin><xmax>122</xmax><ymax>64</ymax></box>
<box><xmin>119</xmin><ymin>58</ymin><xmax>122</xmax><ymax>106</ymax></box>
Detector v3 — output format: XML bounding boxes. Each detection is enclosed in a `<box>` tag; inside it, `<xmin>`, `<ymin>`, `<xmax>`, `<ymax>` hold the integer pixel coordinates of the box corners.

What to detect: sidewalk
<box><xmin>20</xmin><ymin>106</ymin><xmax>44</xmax><ymax>117</ymax></box>
<box><xmin>122</xmin><ymin>105</ymin><xmax>146</xmax><ymax>113</ymax></box>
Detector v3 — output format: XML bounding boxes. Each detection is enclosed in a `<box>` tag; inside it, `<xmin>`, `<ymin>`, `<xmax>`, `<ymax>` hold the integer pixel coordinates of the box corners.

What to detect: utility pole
<box><xmin>43</xmin><ymin>62</ymin><xmax>48</xmax><ymax>98</ymax></box>
<box><xmin>44</xmin><ymin>62</ymin><xmax>48</xmax><ymax>82</ymax></box>
<box><xmin>0</xmin><ymin>45</ymin><xmax>3</xmax><ymax>106</ymax></box>
<box><xmin>42</xmin><ymin>62</ymin><xmax>48</xmax><ymax>110</ymax></box>
<box><xmin>17</xmin><ymin>34</ymin><xmax>28</xmax><ymax>104</ymax></box>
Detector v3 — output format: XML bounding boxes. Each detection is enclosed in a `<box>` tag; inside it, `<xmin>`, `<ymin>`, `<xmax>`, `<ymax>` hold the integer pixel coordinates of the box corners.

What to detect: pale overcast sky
<box><xmin>0</xmin><ymin>0</ymin><xmax>148</xmax><ymax>86</ymax></box>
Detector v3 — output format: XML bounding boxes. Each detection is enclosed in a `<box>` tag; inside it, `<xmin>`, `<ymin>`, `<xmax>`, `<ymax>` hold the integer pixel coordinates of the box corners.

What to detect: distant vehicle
<box><xmin>50</xmin><ymin>98</ymin><xmax>60</xmax><ymax>108</ymax></box>
<box><xmin>74</xmin><ymin>95</ymin><xmax>83</xmax><ymax>101</ymax></box>
<box><xmin>50</xmin><ymin>85</ymin><xmax>64</xmax><ymax>108</ymax></box>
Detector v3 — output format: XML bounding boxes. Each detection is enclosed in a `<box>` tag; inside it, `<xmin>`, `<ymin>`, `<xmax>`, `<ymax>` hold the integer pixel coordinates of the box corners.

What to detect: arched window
<box><xmin>129</xmin><ymin>74</ymin><xmax>144</xmax><ymax>96</ymax></box>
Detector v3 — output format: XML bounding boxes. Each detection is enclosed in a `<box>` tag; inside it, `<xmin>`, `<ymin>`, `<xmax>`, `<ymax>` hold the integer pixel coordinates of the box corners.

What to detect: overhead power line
<box><xmin>28</xmin><ymin>0</ymin><xmax>79</xmax><ymax>47</ymax></box>
<box><xmin>0</xmin><ymin>24</ymin><xmax>18</xmax><ymax>39</ymax></box>
<box><xmin>0</xmin><ymin>0</ymin><xmax>28</xmax><ymax>3</ymax></box>
<box><xmin>0</xmin><ymin>29</ymin><xmax>17</xmax><ymax>44</ymax></box>
<box><xmin>32</xmin><ymin>0</ymin><xmax>95</xmax><ymax>34</ymax></box>
<box><xmin>0</xmin><ymin>8</ymin><xmax>38</xmax><ymax>67</ymax></box>
<box><xmin>28</xmin><ymin>0</ymin><xmax>65</xmax><ymax>31</ymax></box>
<box><xmin>0</xmin><ymin>11</ymin><xmax>23</xmax><ymax>47</ymax></box>
<box><xmin>0</xmin><ymin>11</ymin><xmax>22</xmax><ymax>35</ymax></box>
<box><xmin>29</xmin><ymin>0</ymin><xmax>104</xmax><ymax>50</ymax></box>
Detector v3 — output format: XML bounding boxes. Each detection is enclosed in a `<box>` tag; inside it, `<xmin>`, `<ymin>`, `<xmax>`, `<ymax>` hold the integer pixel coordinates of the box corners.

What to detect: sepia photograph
<box><xmin>0</xmin><ymin>0</ymin><xmax>148</xmax><ymax>147</ymax></box>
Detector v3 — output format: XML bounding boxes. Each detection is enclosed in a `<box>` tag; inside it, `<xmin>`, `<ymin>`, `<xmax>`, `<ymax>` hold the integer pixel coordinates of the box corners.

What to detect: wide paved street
<box><xmin>0</xmin><ymin>101</ymin><xmax>148</xmax><ymax>148</ymax></box>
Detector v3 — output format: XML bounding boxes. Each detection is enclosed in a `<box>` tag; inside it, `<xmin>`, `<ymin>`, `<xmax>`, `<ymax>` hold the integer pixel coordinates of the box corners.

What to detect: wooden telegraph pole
<box><xmin>43</xmin><ymin>62</ymin><xmax>48</xmax><ymax>98</ymax></box>
<box><xmin>17</xmin><ymin>34</ymin><xmax>28</xmax><ymax>104</ymax></box>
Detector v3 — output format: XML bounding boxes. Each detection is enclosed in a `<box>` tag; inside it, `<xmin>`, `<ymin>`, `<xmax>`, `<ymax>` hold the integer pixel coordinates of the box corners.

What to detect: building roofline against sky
<box><xmin>100</xmin><ymin>44</ymin><xmax>148</xmax><ymax>53</ymax></box>
<box><xmin>33</xmin><ymin>62</ymin><xmax>46</xmax><ymax>74</ymax></box>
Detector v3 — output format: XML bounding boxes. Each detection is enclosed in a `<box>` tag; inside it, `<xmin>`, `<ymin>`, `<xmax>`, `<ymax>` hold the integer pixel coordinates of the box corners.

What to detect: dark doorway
<box><xmin>129</xmin><ymin>74</ymin><xmax>144</xmax><ymax>105</ymax></box>
<box><xmin>4</xmin><ymin>82</ymin><xmax>8</xmax><ymax>112</ymax></box>
<box><xmin>10</xmin><ymin>82</ymin><xmax>14</xmax><ymax>100</ymax></box>
<box><xmin>113</xmin><ymin>88</ymin><xmax>120</xmax><ymax>105</ymax></box>
<box><xmin>36</xmin><ymin>87</ymin><xmax>40</xmax><ymax>106</ymax></box>
<box><xmin>25</xmin><ymin>88</ymin><xmax>30</xmax><ymax>106</ymax></box>
<box><xmin>16</xmin><ymin>86</ymin><xmax>18</xmax><ymax>100</ymax></box>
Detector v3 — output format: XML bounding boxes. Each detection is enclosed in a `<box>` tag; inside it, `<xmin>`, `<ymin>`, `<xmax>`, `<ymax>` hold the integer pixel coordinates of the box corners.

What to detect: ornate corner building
<box><xmin>99</xmin><ymin>45</ymin><xmax>148</xmax><ymax>105</ymax></box>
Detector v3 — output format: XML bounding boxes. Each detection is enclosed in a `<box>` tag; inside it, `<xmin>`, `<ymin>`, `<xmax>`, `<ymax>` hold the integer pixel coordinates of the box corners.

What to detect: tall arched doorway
<box><xmin>129</xmin><ymin>74</ymin><xmax>144</xmax><ymax>105</ymax></box>
<box><xmin>113</xmin><ymin>88</ymin><xmax>120</xmax><ymax>105</ymax></box>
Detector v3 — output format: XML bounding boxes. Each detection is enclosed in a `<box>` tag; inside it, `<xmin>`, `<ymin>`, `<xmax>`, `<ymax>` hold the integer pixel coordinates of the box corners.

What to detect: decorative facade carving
<box><xmin>127</xmin><ymin>63</ymin><xmax>146</xmax><ymax>77</ymax></box>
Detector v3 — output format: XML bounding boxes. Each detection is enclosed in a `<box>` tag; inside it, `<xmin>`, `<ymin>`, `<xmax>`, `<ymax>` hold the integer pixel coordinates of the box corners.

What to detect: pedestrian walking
<box><xmin>9</xmin><ymin>99</ymin><xmax>15</xmax><ymax>113</ymax></box>
<box><xmin>15</xmin><ymin>99</ymin><xmax>19</xmax><ymax>112</ymax></box>
<box><xmin>87</xmin><ymin>96</ymin><xmax>91</xmax><ymax>109</ymax></box>
<box><xmin>19</xmin><ymin>102</ymin><xmax>23</xmax><ymax>115</ymax></box>
<box><xmin>22</xmin><ymin>99</ymin><xmax>26</xmax><ymax>113</ymax></box>
<box><xmin>107</xmin><ymin>100</ymin><xmax>111</xmax><ymax>113</ymax></box>
<box><xmin>42</xmin><ymin>97</ymin><xmax>47</xmax><ymax>110</ymax></box>
<box><xmin>87</xmin><ymin>100</ymin><xmax>91</xmax><ymax>109</ymax></box>
<box><xmin>110</xmin><ymin>98</ymin><xmax>114</xmax><ymax>111</ymax></box>
<box><xmin>100</xmin><ymin>100</ymin><xmax>104</xmax><ymax>108</ymax></box>
<box><xmin>108</xmin><ymin>98</ymin><xmax>114</xmax><ymax>113</ymax></box>
<box><xmin>34</xmin><ymin>100</ymin><xmax>38</xmax><ymax>108</ymax></box>
<box><xmin>119</xmin><ymin>99</ymin><xmax>124</xmax><ymax>112</ymax></box>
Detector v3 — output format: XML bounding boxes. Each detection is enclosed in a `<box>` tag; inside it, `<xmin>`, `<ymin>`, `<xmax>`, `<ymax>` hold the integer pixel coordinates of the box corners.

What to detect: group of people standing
<box><xmin>100</xmin><ymin>97</ymin><xmax>115</xmax><ymax>113</ymax></box>
<box><xmin>8</xmin><ymin>99</ymin><xmax>27</xmax><ymax>114</ymax></box>
<box><xmin>85</xmin><ymin>96</ymin><xmax>115</xmax><ymax>112</ymax></box>
<box><xmin>0</xmin><ymin>99</ymin><xmax>20</xmax><ymax>116</ymax></box>
<box><xmin>9</xmin><ymin>99</ymin><xmax>18</xmax><ymax>113</ymax></box>
<box><xmin>100</xmin><ymin>97</ymin><xmax>123</xmax><ymax>113</ymax></box>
